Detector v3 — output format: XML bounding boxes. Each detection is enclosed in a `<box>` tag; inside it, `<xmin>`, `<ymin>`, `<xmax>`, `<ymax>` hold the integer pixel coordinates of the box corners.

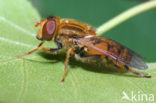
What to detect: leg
<box><xmin>16</xmin><ymin>41</ymin><xmax>45</xmax><ymax>58</ymax></box>
<box><xmin>38</xmin><ymin>41</ymin><xmax>45</xmax><ymax>47</ymax></box>
<box><xmin>61</xmin><ymin>48</ymin><xmax>73</xmax><ymax>82</ymax></box>
<box><xmin>16</xmin><ymin>41</ymin><xmax>62</xmax><ymax>58</ymax></box>
<box><xmin>126</xmin><ymin>66</ymin><xmax>151</xmax><ymax>78</ymax></box>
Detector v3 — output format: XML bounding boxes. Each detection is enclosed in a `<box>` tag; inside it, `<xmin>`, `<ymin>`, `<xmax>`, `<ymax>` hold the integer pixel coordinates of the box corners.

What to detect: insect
<box><xmin>16</xmin><ymin>16</ymin><xmax>151</xmax><ymax>82</ymax></box>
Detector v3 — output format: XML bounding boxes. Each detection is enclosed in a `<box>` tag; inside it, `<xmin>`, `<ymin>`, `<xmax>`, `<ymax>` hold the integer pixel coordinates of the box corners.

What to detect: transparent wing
<box><xmin>77</xmin><ymin>36</ymin><xmax>148</xmax><ymax>70</ymax></box>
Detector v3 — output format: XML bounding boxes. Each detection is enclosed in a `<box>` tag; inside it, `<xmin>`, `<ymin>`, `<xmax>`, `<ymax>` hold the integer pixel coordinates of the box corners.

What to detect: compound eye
<box><xmin>42</xmin><ymin>20</ymin><xmax>56</xmax><ymax>40</ymax></box>
<box><xmin>46</xmin><ymin>20</ymin><xmax>56</xmax><ymax>35</ymax></box>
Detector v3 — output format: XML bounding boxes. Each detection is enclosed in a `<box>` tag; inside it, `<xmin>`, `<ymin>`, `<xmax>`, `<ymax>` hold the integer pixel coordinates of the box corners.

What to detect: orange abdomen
<box><xmin>86</xmin><ymin>38</ymin><xmax>132</xmax><ymax>68</ymax></box>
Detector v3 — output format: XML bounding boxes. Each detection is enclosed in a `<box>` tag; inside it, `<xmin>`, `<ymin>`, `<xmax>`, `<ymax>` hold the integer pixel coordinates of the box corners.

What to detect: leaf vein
<box><xmin>0</xmin><ymin>36</ymin><xmax>35</xmax><ymax>48</ymax></box>
<box><xmin>0</xmin><ymin>15</ymin><xmax>35</xmax><ymax>37</ymax></box>
<box><xmin>17</xmin><ymin>59</ymin><xmax>29</xmax><ymax>103</ymax></box>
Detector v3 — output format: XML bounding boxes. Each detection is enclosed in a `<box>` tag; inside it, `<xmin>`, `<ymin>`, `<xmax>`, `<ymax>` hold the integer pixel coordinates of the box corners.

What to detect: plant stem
<box><xmin>96</xmin><ymin>0</ymin><xmax>156</xmax><ymax>36</ymax></box>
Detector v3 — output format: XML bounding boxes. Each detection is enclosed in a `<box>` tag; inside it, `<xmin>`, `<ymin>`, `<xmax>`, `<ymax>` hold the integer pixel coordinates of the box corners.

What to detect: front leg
<box><xmin>16</xmin><ymin>41</ymin><xmax>62</xmax><ymax>58</ymax></box>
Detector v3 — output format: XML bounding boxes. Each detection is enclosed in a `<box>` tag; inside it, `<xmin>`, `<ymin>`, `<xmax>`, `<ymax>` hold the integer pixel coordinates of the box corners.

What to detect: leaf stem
<box><xmin>96</xmin><ymin>0</ymin><xmax>156</xmax><ymax>35</ymax></box>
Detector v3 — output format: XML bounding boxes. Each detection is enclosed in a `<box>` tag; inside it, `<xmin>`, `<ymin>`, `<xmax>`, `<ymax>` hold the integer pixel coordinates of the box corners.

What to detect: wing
<box><xmin>77</xmin><ymin>36</ymin><xmax>148</xmax><ymax>70</ymax></box>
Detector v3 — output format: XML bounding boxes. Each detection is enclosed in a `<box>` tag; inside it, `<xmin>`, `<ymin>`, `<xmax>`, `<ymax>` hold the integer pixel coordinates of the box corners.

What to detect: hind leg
<box><xmin>125</xmin><ymin>66</ymin><xmax>151</xmax><ymax>78</ymax></box>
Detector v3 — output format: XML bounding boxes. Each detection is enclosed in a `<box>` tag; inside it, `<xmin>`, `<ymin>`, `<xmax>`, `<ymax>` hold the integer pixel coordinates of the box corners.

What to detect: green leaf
<box><xmin>0</xmin><ymin>0</ymin><xmax>156</xmax><ymax>103</ymax></box>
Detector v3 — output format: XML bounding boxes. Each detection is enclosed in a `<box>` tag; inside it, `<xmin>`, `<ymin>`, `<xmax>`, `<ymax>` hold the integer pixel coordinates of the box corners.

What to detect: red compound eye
<box><xmin>46</xmin><ymin>20</ymin><xmax>56</xmax><ymax>35</ymax></box>
<box><xmin>42</xmin><ymin>20</ymin><xmax>56</xmax><ymax>41</ymax></box>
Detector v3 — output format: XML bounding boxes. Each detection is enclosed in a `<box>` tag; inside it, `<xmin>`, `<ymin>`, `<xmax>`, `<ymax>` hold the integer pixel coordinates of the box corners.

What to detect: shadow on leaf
<box><xmin>24</xmin><ymin>52</ymin><xmax>141</xmax><ymax>78</ymax></box>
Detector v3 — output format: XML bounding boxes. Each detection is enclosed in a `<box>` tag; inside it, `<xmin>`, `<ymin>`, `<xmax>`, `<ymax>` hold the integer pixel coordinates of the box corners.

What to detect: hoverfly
<box><xmin>16</xmin><ymin>16</ymin><xmax>151</xmax><ymax>82</ymax></box>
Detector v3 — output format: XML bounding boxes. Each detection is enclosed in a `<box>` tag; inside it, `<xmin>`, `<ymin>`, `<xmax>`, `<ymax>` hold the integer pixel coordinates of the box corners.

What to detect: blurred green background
<box><xmin>0</xmin><ymin>0</ymin><xmax>156</xmax><ymax>103</ymax></box>
<box><xmin>30</xmin><ymin>0</ymin><xmax>156</xmax><ymax>62</ymax></box>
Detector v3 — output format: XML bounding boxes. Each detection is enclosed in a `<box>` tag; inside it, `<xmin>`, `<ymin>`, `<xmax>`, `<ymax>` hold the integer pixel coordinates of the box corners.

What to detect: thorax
<box><xmin>55</xmin><ymin>19</ymin><xmax>96</xmax><ymax>50</ymax></box>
